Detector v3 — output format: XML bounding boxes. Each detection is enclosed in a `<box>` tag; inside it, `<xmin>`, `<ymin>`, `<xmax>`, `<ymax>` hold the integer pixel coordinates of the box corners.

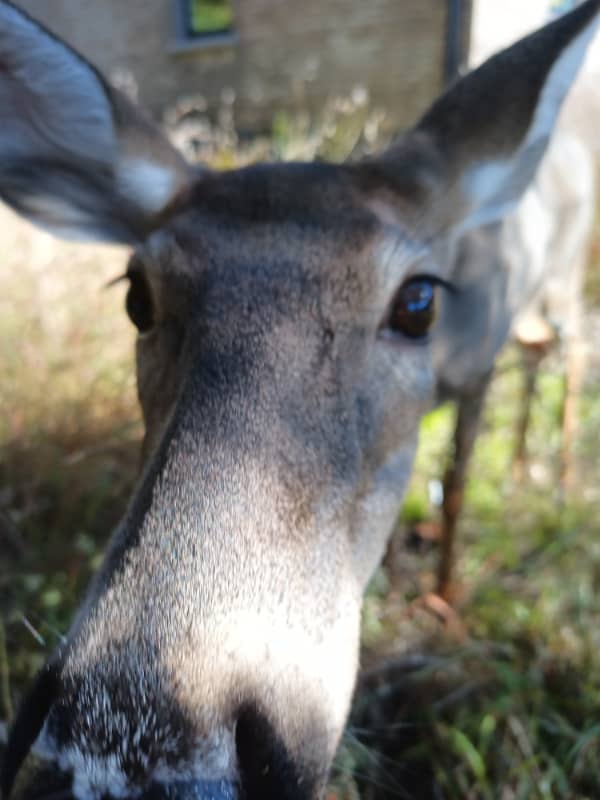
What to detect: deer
<box><xmin>431</xmin><ymin>124</ymin><xmax>596</xmax><ymax>600</ymax></box>
<box><xmin>0</xmin><ymin>1</ymin><xmax>598</xmax><ymax>798</ymax></box>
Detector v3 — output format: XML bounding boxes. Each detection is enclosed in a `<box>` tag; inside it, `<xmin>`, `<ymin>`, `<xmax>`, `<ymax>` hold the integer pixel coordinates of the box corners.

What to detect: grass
<box><xmin>1</xmin><ymin>102</ymin><xmax>600</xmax><ymax>798</ymax></box>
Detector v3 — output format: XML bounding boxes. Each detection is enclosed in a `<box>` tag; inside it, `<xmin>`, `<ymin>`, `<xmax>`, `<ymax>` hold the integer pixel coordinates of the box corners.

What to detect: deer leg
<box><xmin>561</xmin><ymin>334</ymin><xmax>585</xmax><ymax>493</ymax></box>
<box><xmin>512</xmin><ymin>344</ymin><xmax>545</xmax><ymax>482</ymax></box>
<box><xmin>437</xmin><ymin>373</ymin><xmax>492</xmax><ymax>601</ymax></box>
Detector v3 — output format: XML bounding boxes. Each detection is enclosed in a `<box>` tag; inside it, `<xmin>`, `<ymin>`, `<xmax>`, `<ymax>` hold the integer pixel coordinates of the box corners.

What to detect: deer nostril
<box><xmin>235</xmin><ymin>706</ymin><xmax>305</xmax><ymax>800</ymax></box>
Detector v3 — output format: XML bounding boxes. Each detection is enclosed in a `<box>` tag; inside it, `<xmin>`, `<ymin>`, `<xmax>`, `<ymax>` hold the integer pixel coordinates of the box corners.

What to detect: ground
<box><xmin>1</xmin><ymin>100</ymin><xmax>599</xmax><ymax>799</ymax></box>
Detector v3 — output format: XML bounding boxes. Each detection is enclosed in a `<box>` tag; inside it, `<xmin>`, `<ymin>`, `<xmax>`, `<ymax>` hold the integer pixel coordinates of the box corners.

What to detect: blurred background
<box><xmin>1</xmin><ymin>1</ymin><xmax>600</xmax><ymax>797</ymax></box>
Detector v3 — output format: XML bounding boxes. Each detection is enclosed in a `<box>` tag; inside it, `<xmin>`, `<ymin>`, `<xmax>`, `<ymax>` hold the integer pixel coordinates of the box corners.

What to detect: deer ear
<box><xmin>354</xmin><ymin>0</ymin><xmax>599</xmax><ymax>239</ymax></box>
<box><xmin>0</xmin><ymin>2</ymin><xmax>192</xmax><ymax>243</ymax></box>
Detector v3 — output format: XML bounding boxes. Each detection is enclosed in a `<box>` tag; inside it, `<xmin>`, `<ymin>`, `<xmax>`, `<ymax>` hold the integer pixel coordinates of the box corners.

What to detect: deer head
<box><xmin>1</xmin><ymin>2</ymin><xmax>598</xmax><ymax>798</ymax></box>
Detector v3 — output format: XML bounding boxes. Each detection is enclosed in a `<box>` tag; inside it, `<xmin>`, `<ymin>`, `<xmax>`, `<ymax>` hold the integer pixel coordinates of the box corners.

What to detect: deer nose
<box><xmin>140</xmin><ymin>780</ymin><xmax>237</xmax><ymax>799</ymax></box>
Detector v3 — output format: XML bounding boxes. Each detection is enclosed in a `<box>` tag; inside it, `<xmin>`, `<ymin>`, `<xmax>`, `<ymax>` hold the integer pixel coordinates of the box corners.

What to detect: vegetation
<box><xmin>1</xmin><ymin>96</ymin><xmax>599</xmax><ymax>798</ymax></box>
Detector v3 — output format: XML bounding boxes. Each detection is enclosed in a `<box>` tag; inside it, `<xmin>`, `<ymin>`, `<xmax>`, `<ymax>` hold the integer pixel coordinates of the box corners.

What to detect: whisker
<box><xmin>339</xmin><ymin>730</ymin><xmax>414</xmax><ymax>797</ymax></box>
<box><xmin>20</xmin><ymin>616</ymin><xmax>46</xmax><ymax>646</ymax></box>
<box><xmin>28</xmin><ymin>613</ymin><xmax>68</xmax><ymax>645</ymax></box>
<box><xmin>103</xmin><ymin>272</ymin><xmax>128</xmax><ymax>289</ymax></box>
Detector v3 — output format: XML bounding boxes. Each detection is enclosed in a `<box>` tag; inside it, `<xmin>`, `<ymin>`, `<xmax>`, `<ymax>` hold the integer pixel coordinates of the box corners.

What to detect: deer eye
<box><xmin>125</xmin><ymin>268</ymin><xmax>154</xmax><ymax>333</ymax></box>
<box><xmin>382</xmin><ymin>275</ymin><xmax>454</xmax><ymax>341</ymax></box>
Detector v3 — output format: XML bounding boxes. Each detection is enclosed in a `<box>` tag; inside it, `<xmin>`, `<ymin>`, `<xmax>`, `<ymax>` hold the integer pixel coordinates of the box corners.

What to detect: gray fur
<box><xmin>434</xmin><ymin>128</ymin><xmax>595</xmax><ymax>398</ymax></box>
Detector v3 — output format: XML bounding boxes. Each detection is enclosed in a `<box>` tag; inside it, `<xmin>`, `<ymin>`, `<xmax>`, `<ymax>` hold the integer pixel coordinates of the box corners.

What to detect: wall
<box><xmin>15</xmin><ymin>0</ymin><xmax>468</xmax><ymax>132</ymax></box>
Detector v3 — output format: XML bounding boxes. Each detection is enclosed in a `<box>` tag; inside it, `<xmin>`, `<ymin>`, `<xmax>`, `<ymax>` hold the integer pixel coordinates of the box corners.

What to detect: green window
<box><xmin>186</xmin><ymin>0</ymin><xmax>235</xmax><ymax>37</ymax></box>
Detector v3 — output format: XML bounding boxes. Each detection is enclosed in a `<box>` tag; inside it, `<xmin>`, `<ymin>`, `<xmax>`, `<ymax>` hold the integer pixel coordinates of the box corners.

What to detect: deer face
<box><xmin>44</xmin><ymin>167</ymin><xmax>438</xmax><ymax>798</ymax></box>
<box><xmin>6</xmin><ymin>164</ymin><xmax>442</xmax><ymax>800</ymax></box>
<box><xmin>1</xmin><ymin>2</ymin><xmax>598</xmax><ymax>798</ymax></box>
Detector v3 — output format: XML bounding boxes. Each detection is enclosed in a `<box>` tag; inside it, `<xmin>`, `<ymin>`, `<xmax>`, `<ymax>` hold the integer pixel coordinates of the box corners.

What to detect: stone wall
<box><xmin>15</xmin><ymin>0</ymin><xmax>471</xmax><ymax>132</ymax></box>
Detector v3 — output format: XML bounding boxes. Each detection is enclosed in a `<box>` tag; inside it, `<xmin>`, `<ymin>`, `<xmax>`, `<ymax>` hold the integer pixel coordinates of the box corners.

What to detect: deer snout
<box><xmin>3</xmin><ymin>399</ymin><xmax>360</xmax><ymax>799</ymax></box>
<box><xmin>4</xmin><ymin>656</ymin><xmax>331</xmax><ymax>800</ymax></box>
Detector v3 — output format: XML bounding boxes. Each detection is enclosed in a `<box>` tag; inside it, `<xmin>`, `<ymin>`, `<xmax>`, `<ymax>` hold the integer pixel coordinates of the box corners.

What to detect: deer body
<box><xmin>0</xmin><ymin>2</ymin><xmax>599</xmax><ymax>798</ymax></box>
<box><xmin>432</xmin><ymin>128</ymin><xmax>595</xmax><ymax>596</ymax></box>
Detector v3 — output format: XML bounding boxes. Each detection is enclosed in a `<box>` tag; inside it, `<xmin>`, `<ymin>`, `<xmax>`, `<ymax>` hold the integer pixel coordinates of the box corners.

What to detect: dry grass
<box><xmin>0</xmin><ymin>206</ymin><xmax>140</xmax><ymax>692</ymax></box>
